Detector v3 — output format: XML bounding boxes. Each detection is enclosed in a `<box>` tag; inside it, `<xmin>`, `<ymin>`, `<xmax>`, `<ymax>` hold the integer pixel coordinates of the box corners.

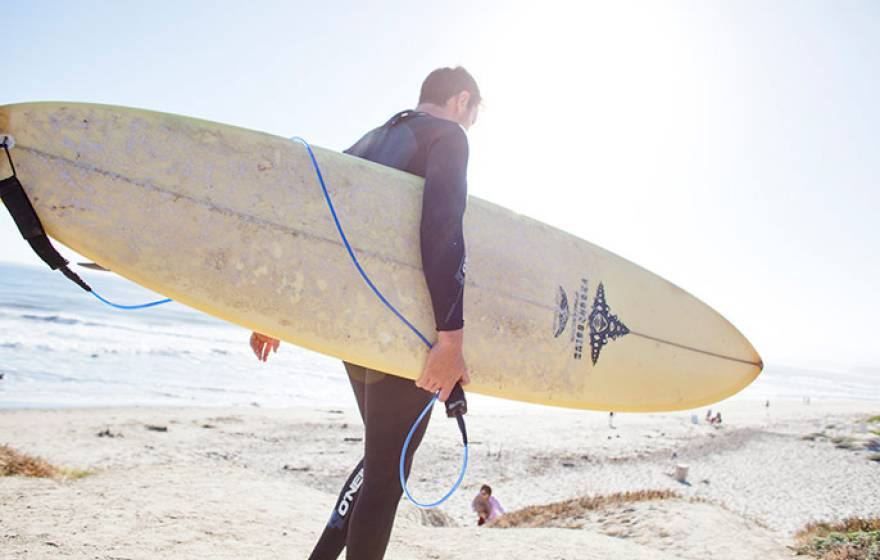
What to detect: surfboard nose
<box><xmin>733</xmin><ymin>320</ymin><xmax>763</xmax><ymax>375</ymax></box>
<box><xmin>750</xmin><ymin>345</ymin><xmax>763</xmax><ymax>374</ymax></box>
<box><xmin>722</xmin><ymin>329</ymin><xmax>763</xmax><ymax>404</ymax></box>
<box><xmin>747</xmin><ymin>340</ymin><xmax>764</xmax><ymax>379</ymax></box>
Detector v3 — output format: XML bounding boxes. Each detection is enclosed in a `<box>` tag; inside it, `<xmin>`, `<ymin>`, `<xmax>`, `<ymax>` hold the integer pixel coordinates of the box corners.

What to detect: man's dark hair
<box><xmin>480</xmin><ymin>484</ymin><xmax>492</xmax><ymax>495</ymax></box>
<box><xmin>419</xmin><ymin>66</ymin><xmax>482</xmax><ymax>108</ymax></box>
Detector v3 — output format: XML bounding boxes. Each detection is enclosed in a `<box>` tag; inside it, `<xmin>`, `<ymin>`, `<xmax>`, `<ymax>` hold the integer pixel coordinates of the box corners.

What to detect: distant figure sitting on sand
<box><xmin>706</xmin><ymin>408</ymin><xmax>713</xmax><ymax>422</ymax></box>
<box><xmin>472</xmin><ymin>494</ymin><xmax>490</xmax><ymax>525</ymax></box>
<box><xmin>472</xmin><ymin>484</ymin><xmax>505</xmax><ymax>526</ymax></box>
<box><xmin>609</xmin><ymin>411</ymin><xmax>616</xmax><ymax>429</ymax></box>
<box><xmin>709</xmin><ymin>412</ymin><xmax>723</xmax><ymax>425</ymax></box>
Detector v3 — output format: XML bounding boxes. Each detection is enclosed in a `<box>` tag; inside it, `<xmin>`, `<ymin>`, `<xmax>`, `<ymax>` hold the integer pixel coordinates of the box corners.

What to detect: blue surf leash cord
<box><xmin>290</xmin><ymin>136</ymin><xmax>468</xmax><ymax>509</ymax></box>
<box><xmin>89</xmin><ymin>290</ymin><xmax>171</xmax><ymax>310</ymax></box>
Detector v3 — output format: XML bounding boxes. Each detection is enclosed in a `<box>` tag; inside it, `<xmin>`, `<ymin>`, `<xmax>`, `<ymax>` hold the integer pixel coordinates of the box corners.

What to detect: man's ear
<box><xmin>456</xmin><ymin>90</ymin><xmax>472</xmax><ymax>113</ymax></box>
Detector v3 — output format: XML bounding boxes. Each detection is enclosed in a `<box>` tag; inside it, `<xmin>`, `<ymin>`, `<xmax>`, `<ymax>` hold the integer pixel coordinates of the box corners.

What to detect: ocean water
<box><xmin>0</xmin><ymin>262</ymin><xmax>876</xmax><ymax>410</ymax></box>
<box><xmin>0</xmin><ymin>261</ymin><xmax>349</xmax><ymax>409</ymax></box>
<box><xmin>735</xmin><ymin>363</ymin><xmax>879</xmax><ymax>403</ymax></box>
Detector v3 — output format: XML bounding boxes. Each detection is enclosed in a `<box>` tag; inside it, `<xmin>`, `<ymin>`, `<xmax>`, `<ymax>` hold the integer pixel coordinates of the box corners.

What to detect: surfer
<box><xmin>250</xmin><ymin>66</ymin><xmax>480</xmax><ymax>560</ymax></box>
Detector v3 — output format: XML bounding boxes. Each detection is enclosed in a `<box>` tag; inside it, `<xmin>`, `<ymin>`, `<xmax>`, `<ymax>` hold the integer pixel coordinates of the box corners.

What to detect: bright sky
<box><xmin>3</xmin><ymin>1</ymin><xmax>879</xmax><ymax>369</ymax></box>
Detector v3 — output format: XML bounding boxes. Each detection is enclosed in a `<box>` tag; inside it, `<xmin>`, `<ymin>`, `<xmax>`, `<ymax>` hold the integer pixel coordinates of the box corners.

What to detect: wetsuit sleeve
<box><xmin>420</xmin><ymin>126</ymin><xmax>469</xmax><ymax>331</ymax></box>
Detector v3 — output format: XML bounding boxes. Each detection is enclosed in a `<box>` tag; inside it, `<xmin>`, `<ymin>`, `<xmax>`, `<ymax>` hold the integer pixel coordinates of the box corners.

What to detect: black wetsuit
<box><xmin>307</xmin><ymin>111</ymin><xmax>469</xmax><ymax>560</ymax></box>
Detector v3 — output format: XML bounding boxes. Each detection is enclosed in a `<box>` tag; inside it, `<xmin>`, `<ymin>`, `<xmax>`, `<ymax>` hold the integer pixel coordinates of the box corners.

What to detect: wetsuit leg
<box><xmin>345</xmin><ymin>367</ymin><xmax>433</xmax><ymax>559</ymax></box>
<box><xmin>308</xmin><ymin>363</ymin><xmax>369</xmax><ymax>560</ymax></box>
<box><xmin>308</xmin><ymin>458</ymin><xmax>364</xmax><ymax>560</ymax></box>
<box><xmin>307</xmin><ymin>363</ymin><xmax>433</xmax><ymax>560</ymax></box>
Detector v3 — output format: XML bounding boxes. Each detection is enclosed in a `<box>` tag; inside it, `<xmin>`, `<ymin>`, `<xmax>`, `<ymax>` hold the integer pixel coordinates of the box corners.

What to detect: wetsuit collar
<box><xmin>386</xmin><ymin>110</ymin><xmax>430</xmax><ymax>128</ymax></box>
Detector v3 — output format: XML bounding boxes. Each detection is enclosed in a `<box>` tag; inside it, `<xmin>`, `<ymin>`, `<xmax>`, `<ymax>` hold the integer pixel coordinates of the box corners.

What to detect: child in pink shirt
<box><xmin>472</xmin><ymin>484</ymin><xmax>505</xmax><ymax>525</ymax></box>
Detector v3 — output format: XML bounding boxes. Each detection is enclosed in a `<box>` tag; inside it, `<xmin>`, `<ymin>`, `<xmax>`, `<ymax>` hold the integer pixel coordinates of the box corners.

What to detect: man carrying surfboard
<box><xmin>250</xmin><ymin>66</ymin><xmax>480</xmax><ymax>560</ymax></box>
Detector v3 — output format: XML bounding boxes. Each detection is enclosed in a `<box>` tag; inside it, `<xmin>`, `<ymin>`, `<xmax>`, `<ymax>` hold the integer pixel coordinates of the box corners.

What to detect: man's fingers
<box><xmin>250</xmin><ymin>332</ymin><xmax>280</xmax><ymax>363</ymax></box>
<box><xmin>438</xmin><ymin>384</ymin><xmax>453</xmax><ymax>402</ymax></box>
<box><xmin>250</xmin><ymin>334</ymin><xmax>263</xmax><ymax>359</ymax></box>
<box><xmin>415</xmin><ymin>377</ymin><xmax>436</xmax><ymax>395</ymax></box>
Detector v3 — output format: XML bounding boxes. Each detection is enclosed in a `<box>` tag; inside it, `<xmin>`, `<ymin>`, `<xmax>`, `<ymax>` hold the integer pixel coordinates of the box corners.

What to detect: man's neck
<box><xmin>414</xmin><ymin>103</ymin><xmax>456</xmax><ymax>123</ymax></box>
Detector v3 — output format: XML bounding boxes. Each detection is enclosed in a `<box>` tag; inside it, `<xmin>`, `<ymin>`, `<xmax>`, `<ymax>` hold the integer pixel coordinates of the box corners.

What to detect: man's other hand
<box><xmin>250</xmin><ymin>332</ymin><xmax>280</xmax><ymax>362</ymax></box>
<box><xmin>416</xmin><ymin>329</ymin><xmax>470</xmax><ymax>401</ymax></box>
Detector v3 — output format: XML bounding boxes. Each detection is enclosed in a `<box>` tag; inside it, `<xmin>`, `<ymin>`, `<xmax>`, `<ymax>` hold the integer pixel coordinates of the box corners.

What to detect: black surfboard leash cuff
<box><xmin>0</xmin><ymin>140</ymin><xmax>92</xmax><ymax>292</ymax></box>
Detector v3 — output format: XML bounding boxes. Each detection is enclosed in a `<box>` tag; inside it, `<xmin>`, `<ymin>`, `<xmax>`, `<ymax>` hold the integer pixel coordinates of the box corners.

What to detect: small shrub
<box><xmin>0</xmin><ymin>444</ymin><xmax>90</xmax><ymax>480</ymax></box>
<box><xmin>795</xmin><ymin>518</ymin><xmax>880</xmax><ymax>559</ymax></box>
<box><xmin>490</xmin><ymin>489</ymin><xmax>679</xmax><ymax>529</ymax></box>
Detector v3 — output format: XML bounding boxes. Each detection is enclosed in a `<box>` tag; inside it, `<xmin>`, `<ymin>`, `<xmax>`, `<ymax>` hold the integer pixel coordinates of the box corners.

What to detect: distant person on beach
<box><xmin>472</xmin><ymin>484</ymin><xmax>505</xmax><ymax>525</ymax></box>
<box><xmin>706</xmin><ymin>408</ymin><xmax>712</xmax><ymax>422</ymax></box>
<box><xmin>249</xmin><ymin>67</ymin><xmax>480</xmax><ymax>560</ymax></box>
<box><xmin>608</xmin><ymin>411</ymin><xmax>616</xmax><ymax>429</ymax></box>
<box><xmin>472</xmin><ymin>493</ymin><xmax>491</xmax><ymax>525</ymax></box>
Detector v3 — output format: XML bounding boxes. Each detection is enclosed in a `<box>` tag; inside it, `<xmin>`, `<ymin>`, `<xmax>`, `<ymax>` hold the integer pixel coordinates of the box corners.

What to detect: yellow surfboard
<box><xmin>0</xmin><ymin>102</ymin><xmax>762</xmax><ymax>411</ymax></box>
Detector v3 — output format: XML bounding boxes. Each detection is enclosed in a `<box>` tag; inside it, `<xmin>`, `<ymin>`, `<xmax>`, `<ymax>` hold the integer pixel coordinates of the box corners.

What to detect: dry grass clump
<box><xmin>794</xmin><ymin>517</ymin><xmax>880</xmax><ymax>559</ymax></box>
<box><xmin>798</xmin><ymin>518</ymin><xmax>880</xmax><ymax>536</ymax></box>
<box><xmin>0</xmin><ymin>444</ymin><xmax>89</xmax><ymax>480</ymax></box>
<box><xmin>490</xmin><ymin>489</ymin><xmax>679</xmax><ymax>529</ymax></box>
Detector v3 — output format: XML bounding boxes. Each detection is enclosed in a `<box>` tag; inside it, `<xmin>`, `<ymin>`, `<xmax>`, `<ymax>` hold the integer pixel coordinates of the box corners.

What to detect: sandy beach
<box><xmin>1</xmin><ymin>397</ymin><xmax>878</xmax><ymax>559</ymax></box>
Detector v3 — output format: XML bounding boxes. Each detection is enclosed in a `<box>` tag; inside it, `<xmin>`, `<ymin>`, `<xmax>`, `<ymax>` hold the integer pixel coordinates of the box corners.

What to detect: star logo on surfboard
<box><xmin>589</xmin><ymin>283</ymin><xmax>629</xmax><ymax>365</ymax></box>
